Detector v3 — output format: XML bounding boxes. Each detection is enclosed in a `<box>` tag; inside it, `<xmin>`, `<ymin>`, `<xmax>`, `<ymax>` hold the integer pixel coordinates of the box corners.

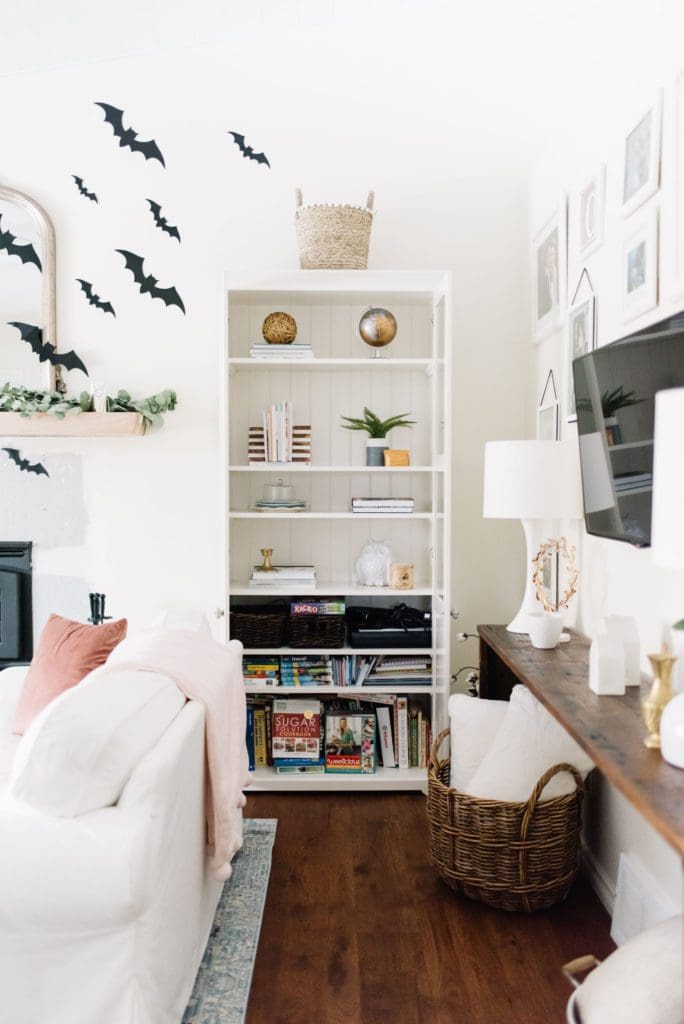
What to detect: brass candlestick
<box><xmin>642</xmin><ymin>644</ymin><xmax>677</xmax><ymax>749</ymax></box>
<box><xmin>260</xmin><ymin>548</ymin><xmax>275</xmax><ymax>572</ymax></box>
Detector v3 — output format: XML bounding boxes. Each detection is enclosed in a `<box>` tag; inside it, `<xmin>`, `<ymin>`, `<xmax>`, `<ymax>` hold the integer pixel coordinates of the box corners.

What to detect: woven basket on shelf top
<box><xmin>426</xmin><ymin>728</ymin><xmax>585</xmax><ymax>913</ymax></box>
<box><xmin>294</xmin><ymin>189</ymin><xmax>375</xmax><ymax>270</ymax></box>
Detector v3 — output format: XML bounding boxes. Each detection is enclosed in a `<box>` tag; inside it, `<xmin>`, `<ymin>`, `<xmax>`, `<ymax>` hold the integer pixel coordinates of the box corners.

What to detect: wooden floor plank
<box><xmin>245</xmin><ymin>793</ymin><xmax>614</xmax><ymax>1024</ymax></box>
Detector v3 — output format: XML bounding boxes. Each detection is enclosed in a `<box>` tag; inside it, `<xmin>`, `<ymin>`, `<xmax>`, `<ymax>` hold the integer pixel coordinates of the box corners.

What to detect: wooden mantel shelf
<box><xmin>478</xmin><ymin>624</ymin><xmax>684</xmax><ymax>858</ymax></box>
<box><xmin>0</xmin><ymin>412</ymin><xmax>145</xmax><ymax>437</ymax></box>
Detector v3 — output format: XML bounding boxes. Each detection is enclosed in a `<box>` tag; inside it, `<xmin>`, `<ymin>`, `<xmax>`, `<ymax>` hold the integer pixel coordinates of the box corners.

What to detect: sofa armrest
<box><xmin>0</xmin><ymin>799</ymin><xmax>150</xmax><ymax>932</ymax></box>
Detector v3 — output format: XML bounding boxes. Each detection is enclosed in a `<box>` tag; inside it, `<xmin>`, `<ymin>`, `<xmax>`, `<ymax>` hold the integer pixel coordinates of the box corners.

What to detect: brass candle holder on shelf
<box><xmin>642</xmin><ymin>644</ymin><xmax>677</xmax><ymax>749</ymax></box>
<box><xmin>260</xmin><ymin>548</ymin><xmax>275</xmax><ymax>572</ymax></box>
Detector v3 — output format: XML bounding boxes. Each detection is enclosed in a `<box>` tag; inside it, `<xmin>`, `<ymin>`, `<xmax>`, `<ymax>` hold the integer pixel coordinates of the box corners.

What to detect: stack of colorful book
<box><xmin>351</xmin><ymin>497</ymin><xmax>415</xmax><ymax>515</ymax></box>
<box><xmin>243</xmin><ymin>657</ymin><xmax>280</xmax><ymax>687</ymax></box>
<box><xmin>249</xmin><ymin>565</ymin><xmax>316</xmax><ymax>586</ymax></box>
<box><xmin>280</xmin><ymin>655</ymin><xmax>334</xmax><ymax>687</ymax></box>
<box><xmin>249</xmin><ymin>341</ymin><xmax>313</xmax><ymax>360</ymax></box>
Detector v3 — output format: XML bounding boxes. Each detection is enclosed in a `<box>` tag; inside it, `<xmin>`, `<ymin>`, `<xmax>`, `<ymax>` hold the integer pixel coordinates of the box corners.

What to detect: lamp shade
<box><xmin>652</xmin><ymin>388</ymin><xmax>684</xmax><ymax>569</ymax></box>
<box><xmin>483</xmin><ymin>440</ymin><xmax>582</xmax><ymax>520</ymax></box>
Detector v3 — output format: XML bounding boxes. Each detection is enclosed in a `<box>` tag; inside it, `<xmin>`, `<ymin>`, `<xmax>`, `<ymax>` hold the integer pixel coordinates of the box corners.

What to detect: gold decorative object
<box><xmin>642</xmin><ymin>644</ymin><xmax>677</xmax><ymax>749</ymax></box>
<box><xmin>260</xmin><ymin>548</ymin><xmax>275</xmax><ymax>572</ymax></box>
<box><xmin>358</xmin><ymin>307</ymin><xmax>398</xmax><ymax>356</ymax></box>
<box><xmin>389</xmin><ymin>563</ymin><xmax>414</xmax><ymax>590</ymax></box>
<box><xmin>383</xmin><ymin>449</ymin><xmax>410</xmax><ymax>467</ymax></box>
<box><xmin>531</xmin><ymin>537</ymin><xmax>579</xmax><ymax>612</ymax></box>
<box><xmin>262</xmin><ymin>312</ymin><xmax>297</xmax><ymax>345</ymax></box>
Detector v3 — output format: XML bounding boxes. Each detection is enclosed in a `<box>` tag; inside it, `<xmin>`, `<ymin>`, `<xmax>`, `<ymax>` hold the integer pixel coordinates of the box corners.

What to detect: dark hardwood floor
<box><xmin>244</xmin><ymin>793</ymin><xmax>615</xmax><ymax>1024</ymax></box>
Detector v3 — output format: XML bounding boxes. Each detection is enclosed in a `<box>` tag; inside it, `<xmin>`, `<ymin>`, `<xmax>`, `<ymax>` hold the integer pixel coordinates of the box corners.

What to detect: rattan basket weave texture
<box><xmin>427</xmin><ymin>728</ymin><xmax>584</xmax><ymax>913</ymax></box>
<box><xmin>295</xmin><ymin>189</ymin><xmax>374</xmax><ymax>270</ymax></box>
<box><xmin>230</xmin><ymin>606</ymin><xmax>288</xmax><ymax>648</ymax></box>
<box><xmin>286</xmin><ymin>614</ymin><xmax>346</xmax><ymax>649</ymax></box>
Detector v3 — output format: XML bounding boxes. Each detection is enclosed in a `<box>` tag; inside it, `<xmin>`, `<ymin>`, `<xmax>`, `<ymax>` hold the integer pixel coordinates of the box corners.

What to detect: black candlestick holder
<box><xmin>88</xmin><ymin>592</ymin><xmax>113</xmax><ymax>625</ymax></box>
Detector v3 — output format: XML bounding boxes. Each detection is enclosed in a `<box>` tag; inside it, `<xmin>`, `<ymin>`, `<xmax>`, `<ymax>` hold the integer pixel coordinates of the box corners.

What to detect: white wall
<box><xmin>529</xmin><ymin>28</ymin><xmax>684</xmax><ymax>912</ymax></box>
<box><xmin>0</xmin><ymin>5</ymin><xmax>534</xmax><ymax>668</ymax></box>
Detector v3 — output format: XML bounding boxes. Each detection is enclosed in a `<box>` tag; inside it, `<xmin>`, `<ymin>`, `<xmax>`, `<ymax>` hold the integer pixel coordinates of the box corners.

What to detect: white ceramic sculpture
<box><xmin>605</xmin><ymin>615</ymin><xmax>641</xmax><ymax>687</ymax></box>
<box><xmin>355</xmin><ymin>539</ymin><xmax>392</xmax><ymax>587</ymax></box>
<box><xmin>589</xmin><ymin>633</ymin><xmax>626</xmax><ymax>696</ymax></box>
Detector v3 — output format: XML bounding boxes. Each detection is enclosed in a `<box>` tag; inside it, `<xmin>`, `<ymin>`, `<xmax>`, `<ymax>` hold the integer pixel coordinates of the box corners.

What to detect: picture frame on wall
<box><xmin>621</xmin><ymin>91</ymin><xmax>662</xmax><ymax>218</ymax></box>
<box><xmin>672</xmin><ymin>70</ymin><xmax>684</xmax><ymax>298</ymax></box>
<box><xmin>537</xmin><ymin>369</ymin><xmax>560</xmax><ymax>440</ymax></box>
<box><xmin>622</xmin><ymin>208</ymin><xmax>658</xmax><ymax>321</ymax></box>
<box><xmin>565</xmin><ymin>285</ymin><xmax>596</xmax><ymax>423</ymax></box>
<box><xmin>532</xmin><ymin>198</ymin><xmax>567</xmax><ymax>343</ymax></box>
<box><xmin>578</xmin><ymin>165</ymin><xmax>606</xmax><ymax>256</ymax></box>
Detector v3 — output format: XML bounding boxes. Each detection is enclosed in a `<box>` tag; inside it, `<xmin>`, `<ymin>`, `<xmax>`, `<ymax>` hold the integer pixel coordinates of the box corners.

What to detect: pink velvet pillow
<box><xmin>12</xmin><ymin>614</ymin><xmax>128</xmax><ymax>735</ymax></box>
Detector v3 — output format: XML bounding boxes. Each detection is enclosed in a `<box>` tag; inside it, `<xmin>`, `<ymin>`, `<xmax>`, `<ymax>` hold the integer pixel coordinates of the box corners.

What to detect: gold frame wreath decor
<box><xmin>531</xmin><ymin>537</ymin><xmax>579</xmax><ymax>612</ymax></box>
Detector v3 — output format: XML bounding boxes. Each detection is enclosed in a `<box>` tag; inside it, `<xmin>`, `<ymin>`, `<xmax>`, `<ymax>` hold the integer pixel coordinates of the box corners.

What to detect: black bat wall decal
<box><xmin>2</xmin><ymin>448</ymin><xmax>49</xmax><ymax>478</ymax></box>
<box><xmin>95</xmin><ymin>102</ymin><xmax>166</xmax><ymax>167</ymax></box>
<box><xmin>76</xmin><ymin>279</ymin><xmax>116</xmax><ymax>316</ymax></box>
<box><xmin>228</xmin><ymin>132</ymin><xmax>270</xmax><ymax>168</ymax></box>
<box><xmin>115</xmin><ymin>250</ymin><xmax>185</xmax><ymax>314</ymax></box>
<box><xmin>72</xmin><ymin>175</ymin><xmax>98</xmax><ymax>203</ymax></box>
<box><xmin>147</xmin><ymin>199</ymin><xmax>181</xmax><ymax>242</ymax></box>
<box><xmin>8</xmin><ymin>322</ymin><xmax>89</xmax><ymax>376</ymax></box>
<box><xmin>0</xmin><ymin>214</ymin><xmax>42</xmax><ymax>270</ymax></box>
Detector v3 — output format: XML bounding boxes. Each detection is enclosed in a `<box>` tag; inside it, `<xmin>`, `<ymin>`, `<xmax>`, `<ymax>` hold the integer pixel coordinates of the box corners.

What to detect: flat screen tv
<box><xmin>573</xmin><ymin>311</ymin><xmax>684</xmax><ymax>547</ymax></box>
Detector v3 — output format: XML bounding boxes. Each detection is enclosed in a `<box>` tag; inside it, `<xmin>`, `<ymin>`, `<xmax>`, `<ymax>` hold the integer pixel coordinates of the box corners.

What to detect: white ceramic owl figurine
<box><xmin>355</xmin><ymin>539</ymin><xmax>392</xmax><ymax>587</ymax></box>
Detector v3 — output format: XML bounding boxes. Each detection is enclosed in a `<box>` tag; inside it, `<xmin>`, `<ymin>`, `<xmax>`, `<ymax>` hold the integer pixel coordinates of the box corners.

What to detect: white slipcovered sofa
<box><xmin>0</xmin><ymin>655</ymin><xmax>238</xmax><ymax>1024</ymax></box>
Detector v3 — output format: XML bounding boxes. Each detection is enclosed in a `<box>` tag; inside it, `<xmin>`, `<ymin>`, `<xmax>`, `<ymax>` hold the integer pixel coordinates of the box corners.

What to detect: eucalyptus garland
<box><xmin>0</xmin><ymin>383</ymin><xmax>177</xmax><ymax>430</ymax></box>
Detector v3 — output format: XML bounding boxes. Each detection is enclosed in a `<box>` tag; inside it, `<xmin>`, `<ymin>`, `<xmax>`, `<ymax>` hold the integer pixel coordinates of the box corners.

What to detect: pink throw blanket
<box><xmin>104</xmin><ymin>629</ymin><xmax>251</xmax><ymax>881</ymax></box>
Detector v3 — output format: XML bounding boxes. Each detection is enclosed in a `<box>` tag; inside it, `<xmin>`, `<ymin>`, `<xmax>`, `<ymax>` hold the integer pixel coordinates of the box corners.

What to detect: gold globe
<box><xmin>263</xmin><ymin>312</ymin><xmax>297</xmax><ymax>344</ymax></box>
<box><xmin>358</xmin><ymin>307</ymin><xmax>397</xmax><ymax>352</ymax></box>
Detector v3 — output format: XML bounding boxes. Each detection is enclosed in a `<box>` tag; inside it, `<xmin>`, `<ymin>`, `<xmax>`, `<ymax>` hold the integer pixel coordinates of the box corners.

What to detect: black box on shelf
<box><xmin>346</xmin><ymin>604</ymin><xmax>432</xmax><ymax>649</ymax></box>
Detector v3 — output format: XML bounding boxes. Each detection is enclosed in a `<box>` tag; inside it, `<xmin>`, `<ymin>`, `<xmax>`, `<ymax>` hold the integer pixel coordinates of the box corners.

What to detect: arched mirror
<box><xmin>0</xmin><ymin>185</ymin><xmax>57</xmax><ymax>391</ymax></box>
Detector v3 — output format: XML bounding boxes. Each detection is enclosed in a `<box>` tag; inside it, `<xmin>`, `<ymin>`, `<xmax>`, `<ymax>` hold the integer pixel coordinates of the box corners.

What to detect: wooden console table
<box><xmin>478</xmin><ymin>624</ymin><xmax>684</xmax><ymax>858</ymax></box>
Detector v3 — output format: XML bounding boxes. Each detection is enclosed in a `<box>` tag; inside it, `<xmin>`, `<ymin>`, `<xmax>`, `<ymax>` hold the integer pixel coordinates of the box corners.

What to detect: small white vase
<box><xmin>661</xmin><ymin>693</ymin><xmax>684</xmax><ymax>769</ymax></box>
<box><xmin>528</xmin><ymin>611</ymin><xmax>564</xmax><ymax>650</ymax></box>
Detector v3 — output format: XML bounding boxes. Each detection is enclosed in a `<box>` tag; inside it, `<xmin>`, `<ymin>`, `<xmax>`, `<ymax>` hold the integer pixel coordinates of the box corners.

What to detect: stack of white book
<box><xmin>351</xmin><ymin>497</ymin><xmax>415</xmax><ymax>514</ymax></box>
<box><xmin>249</xmin><ymin>565</ymin><xmax>316</xmax><ymax>586</ymax></box>
<box><xmin>249</xmin><ymin>342</ymin><xmax>313</xmax><ymax>360</ymax></box>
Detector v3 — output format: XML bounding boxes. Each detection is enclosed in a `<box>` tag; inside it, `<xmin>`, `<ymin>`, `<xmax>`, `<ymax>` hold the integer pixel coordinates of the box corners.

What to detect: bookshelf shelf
<box><xmin>229</xmin><ymin>357</ymin><xmax>432</xmax><ymax>372</ymax></box>
<box><xmin>230</xmin><ymin>581</ymin><xmax>434</xmax><ymax>597</ymax></box>
<box><xmin>244</xmin><ymin>684</ymin><xmax>432</xmax><ymax>695</ymax></box>
<box><xmin>229</xmin><ymin>511</ymin><xmax>432</xmax><ymax>520</ymax></box>
<box><xmin>227</xmin><ymin>464</ymin><xmax>444</xmax><ymax>473</ymax></box>
<box><xmin>248</xmin><ymin>765</ymin><xmax>427</xmax><ymax>792</ymax></box>
<box><xmin>223</xmin><ymin>269</ymin><xmax>452</xmax><ymax>792</ymax></box>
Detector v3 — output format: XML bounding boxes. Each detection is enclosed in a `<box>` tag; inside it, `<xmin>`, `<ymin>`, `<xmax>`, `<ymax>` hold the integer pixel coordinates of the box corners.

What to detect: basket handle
<box><xmin>562</xmin><ymin>955</ymin><xmax>602</xmax><ymax>989</ymax></box>
<box><xmin>295</xmin><ymin>188</ymin><xmax>303</xmax><ymax>209</ymax></box>
<box><xmin>366</xmin><ymin>190</ymin><xmax>375</xmax><ymax>211</ymax></box>
<box><xmin>429</xmin><ymin>728</ymin><xmax>450</xmax><ymax>774</ymax></box>
<box><xmin>522</xmin><ymin>762</ymin><xmax>584</xmax><ymax>834</ymax></box>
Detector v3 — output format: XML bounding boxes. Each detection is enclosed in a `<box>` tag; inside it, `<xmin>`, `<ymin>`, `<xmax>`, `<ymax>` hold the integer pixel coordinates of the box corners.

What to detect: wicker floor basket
<box><xmin>427</xmin><ymin>729</ymin><xmax>584</xmax><ymax>913</ymax></box>
<box><xmin>295</xmin><ymin>189</ymin><xmax>374</xmax><ymax>270</ymax></box>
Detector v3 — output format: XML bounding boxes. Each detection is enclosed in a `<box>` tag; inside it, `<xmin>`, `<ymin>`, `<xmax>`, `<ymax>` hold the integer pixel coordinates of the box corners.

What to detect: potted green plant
<box><xmin>600</xmin><ymin>386</ymin><xmax>641</xmax><ymax>446</ymax></box>
<box><xmin>341</xmin><ymin>407</ymin><xmax>415</xmax><ymax>466</ymax></box>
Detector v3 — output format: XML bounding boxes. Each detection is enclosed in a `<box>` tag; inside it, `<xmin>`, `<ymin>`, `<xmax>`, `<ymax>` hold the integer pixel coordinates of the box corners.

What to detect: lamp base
<box><xmin>506</xmin><ymin>518</ymin><xmax>542</xmax><ymax>634</ymax></box>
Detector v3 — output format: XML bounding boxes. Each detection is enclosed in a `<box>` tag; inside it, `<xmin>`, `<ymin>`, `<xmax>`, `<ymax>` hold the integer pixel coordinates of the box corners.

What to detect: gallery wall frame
<box><xmin>622</xmin><ymin>207</ymin><xmax>659</xmax><ymax>321</ymax></box>
<box><xmin>578</xmin><ymin>164</ymin><xmax>606</xmax><ymax>258</ymax></box>
<box><xmin>565</xmin><ymin>269</ymin><xmax>597</xmax><ymax>423</ymax></box>
<box><xmin>532</xmin><ymin>196</ymin><xmax>567</xmax><ymax>343</ymax></box>
<box><xmin>621</xmin><ymin>90</ymin><xmax>662</xmax><ymax>219</ymax></box>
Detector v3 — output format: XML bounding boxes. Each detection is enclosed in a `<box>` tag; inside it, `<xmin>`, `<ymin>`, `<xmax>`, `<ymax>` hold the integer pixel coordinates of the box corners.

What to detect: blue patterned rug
<box><xmin>183</xmin><ymin>819</ymin><xmax>277</xmax><ymax>1024</ymax></box>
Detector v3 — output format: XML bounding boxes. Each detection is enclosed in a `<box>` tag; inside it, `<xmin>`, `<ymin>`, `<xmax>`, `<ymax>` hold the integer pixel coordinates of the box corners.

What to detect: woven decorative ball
<box><xmin>262</xmin><ymin>312</ymin><xmax>297</xmax><ymax>345</ymax></box>
<box><xmin>358</xmin><ymin>307</ymin><xmax>397</xmax><ymax>350</ymax></box>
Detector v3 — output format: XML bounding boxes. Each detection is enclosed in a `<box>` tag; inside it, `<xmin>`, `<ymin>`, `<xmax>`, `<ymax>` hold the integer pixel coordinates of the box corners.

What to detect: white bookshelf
<box><xmin>222</xmin><ymin>270</ymin><xmax>452</xmax><ymax>792</ymax></box>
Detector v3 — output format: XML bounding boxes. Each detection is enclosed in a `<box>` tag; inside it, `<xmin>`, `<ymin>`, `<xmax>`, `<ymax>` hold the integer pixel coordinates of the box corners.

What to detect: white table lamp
<box><xmin>652</xmin><ymin>387</ymin><xmax>684</xmax><ymax>769</ymax></box>
<box><xmin>483</xmin><ymin>440</ymin><xmax>583</xmax><ymax>632</ymax></box>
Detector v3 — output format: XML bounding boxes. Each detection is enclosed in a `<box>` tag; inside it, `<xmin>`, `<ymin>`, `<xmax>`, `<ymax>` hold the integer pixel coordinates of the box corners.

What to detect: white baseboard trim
<box><xmin>581</xmin><ymin>840</ymin><xmax>616</xmax><ymax>916</ymax></box>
